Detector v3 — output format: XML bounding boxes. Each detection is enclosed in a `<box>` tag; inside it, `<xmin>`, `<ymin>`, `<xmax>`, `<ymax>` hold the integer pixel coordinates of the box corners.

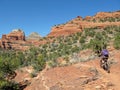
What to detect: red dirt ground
<box><xmin>14</xmin><ymin>49</ymin><xmax>120</xmax><ymax>90</ymax></box>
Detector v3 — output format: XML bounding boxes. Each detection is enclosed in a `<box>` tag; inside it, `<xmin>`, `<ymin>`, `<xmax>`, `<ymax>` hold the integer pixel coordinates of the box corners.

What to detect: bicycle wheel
<box><xmin>103</xmin><ymin>62</ymin><xmax>110</xmax><ymax>73</ymax></box>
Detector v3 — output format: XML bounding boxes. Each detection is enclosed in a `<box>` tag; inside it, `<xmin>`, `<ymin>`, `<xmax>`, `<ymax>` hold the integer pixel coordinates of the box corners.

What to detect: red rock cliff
<box><xmin>0</xmin><ymin>29</ymin><xmax>27</xmax><ymax>50</ymax></box>
<box><xmin>47</xmin><ymin>11</ymin><xmax>120</xmax><ymax>37</ymax></box>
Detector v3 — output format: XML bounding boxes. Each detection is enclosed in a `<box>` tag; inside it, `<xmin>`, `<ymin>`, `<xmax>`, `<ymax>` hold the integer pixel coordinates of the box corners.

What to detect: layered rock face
<box><xmin>5</xmin><ymin>29</ymin><xmax>25</xmax><ymax>41</ymax></box>
<box><xmin>0</xmin><ymin>30</ymin><xmax>45</xmax><ymax>50</ymax></box>
<box><xmin>47</xmin><ymin>11</ymin><xmax>120</xmax><ymax>37</ymax></box>
<box><xmin>0</xmin><ymin>29</ymin><xmax>27</xmax><ymax>50</ymax></box>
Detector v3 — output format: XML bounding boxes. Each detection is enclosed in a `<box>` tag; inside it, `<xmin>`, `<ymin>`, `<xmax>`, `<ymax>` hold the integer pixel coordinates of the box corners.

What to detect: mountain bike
<box><xmin>100</xmin><ymin>57</ymin><xmax>110</xmax><ymax>73</ymax></box>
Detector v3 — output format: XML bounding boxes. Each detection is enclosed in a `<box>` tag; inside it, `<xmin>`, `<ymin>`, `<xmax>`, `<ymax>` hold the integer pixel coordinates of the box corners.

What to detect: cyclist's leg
<box><xmin>106</xmin><ymin>58</ymin><xmax>110</xmax><ymax>73</ymax></box>
<box><xmin>104</xmin><ymin>57</ymin><xmax>110</xmax><ymax>73</ymax></box>
<box><xmin>100</xmin><ymin>59</ymin><xmax>103</xmax><ymax>68</ymax></box>
<box><xmin>100</xmin><ymin>55</ymin><xmax>105</xmax><ymax>68</ymax></box>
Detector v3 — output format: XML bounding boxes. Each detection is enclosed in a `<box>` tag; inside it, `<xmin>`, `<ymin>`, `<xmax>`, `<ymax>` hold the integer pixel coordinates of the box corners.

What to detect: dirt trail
<box><xmin>72</xmin><ymin>60</ymin><xmax>120</xmax><ymax>90</ymax></box>
<box><xmin>77</xmin><ymin>58</ymin><xmax>120</xmax><ymax>90</ymax></box>
<box><xmin>108</xmin><ymin>73</ymin><xmax>120</xmax><ymax>90</ymax></box>
<box><xmin>107</xmin><ymin>50</ymin><xmax>120</xmax><ymax>90</ymax></box>
<box><xmin>24</xmin><ymin>59</ymin><xmax>120</xmax><ymax>90</ymax></box>
<box><xmin>15</xmin><ymin>50</ymin><xmax>120</xmax><ymax>90</ymax></box>
<box><xmin>40</xmin><ymin>69</ymin><xmax>50</xmax><ymax>90</ymax></box>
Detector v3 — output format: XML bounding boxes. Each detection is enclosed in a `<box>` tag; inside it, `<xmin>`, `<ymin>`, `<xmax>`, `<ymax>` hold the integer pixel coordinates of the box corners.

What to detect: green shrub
<box><xmin>80</xmin><ymin>36</ymin><xmax>85</xmax><ymax>43</ymax></box>
<box><xmin>33</xmin><ymin>54</ymin><xmax>46</xmax><ymax>71</ymax></box>
<box><xmin>30</xmin><ymin>71</ymin><xmax>37</xmax><ymax>78</ymax></box>
<box><xmin>47</xmin><ymin>60</ymin><xmax>57</xmax><ymax>68</ymax></box>
<box><xmin>0</xmin><ymin>80</ymin><xmax>20</xmax><ymax>90</ymax></box>
<box><xmin>114</xmin><ymin>32</ymin><xmax>120</xmax><ymax>49</ymax></box>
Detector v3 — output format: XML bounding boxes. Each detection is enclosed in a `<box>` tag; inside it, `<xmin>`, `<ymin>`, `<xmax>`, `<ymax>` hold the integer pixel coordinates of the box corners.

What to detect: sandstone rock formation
<box><xmin>0</xmin><ymin>29</ymin><xmax>27</xmax><ymax>50</ymax></box>
<box><xmin>94</xmin><ymin>11</ymin><xmax>120</xmax><ymax>19</ymax></box>
<box><xmin>2</xmin><ymin>29</ymin><xmax>25</xmax><ymax>41</ymax></box>
<box><xmin>47</xmin><ymin>11</ymin><xmax>120</xmax><ymax>37</ymax></box>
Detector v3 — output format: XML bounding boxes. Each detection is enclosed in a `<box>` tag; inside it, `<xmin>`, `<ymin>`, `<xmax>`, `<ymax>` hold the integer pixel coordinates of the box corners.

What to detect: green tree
<box><xmin>33</xmin><ymin>54</ymin><xmax>46</xmax><ymax>71</ymax></box>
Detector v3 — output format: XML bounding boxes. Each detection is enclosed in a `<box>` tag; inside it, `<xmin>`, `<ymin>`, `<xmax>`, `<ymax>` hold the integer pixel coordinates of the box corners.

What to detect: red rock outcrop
<box><xmin>0</xmin><ymin>29</ymin><xmax>28</xmax><ymax>50</ymax></box>
<box><xmin>47</xmin><ymin>11</ymin><xmax>120</xmax><ymax>37</ymax></box>
<box><xmin>48</xmin><ymin>23</ymin><xmax>82</xmax><ymax>37</ymax></box>
<box><xmin>2</xmin><ymin>29</ymin><xmax>25</xmax><ymax>41</ymax></box>
<box><xmin>7</xmin><ymin>29</ymin><xmax>25</xmax><ymax>41</ymax></box>
<box><xmin>84</xmin><ymin>16</ymin><xmax>93</xmax><ymax>21</ymax></box>
<box><xmin>94</xmin><ymin>11</ymin><xmax>120</xmax><ymax>19</ymax></box>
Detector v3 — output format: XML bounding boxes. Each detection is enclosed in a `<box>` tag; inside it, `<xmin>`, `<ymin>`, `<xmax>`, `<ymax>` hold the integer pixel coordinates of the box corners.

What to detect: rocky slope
<box><xmin>8</xmin><ymin>10</ymin><xmax>120</xmax><ymax>90</ymax></box>
<box><xmin>14</xmin><ymin>49</ymin><xmax>120</xmax><ymax>90</ymax></box>
<box><xmin>47</xmin><ymin>11</ymin><xmax>120</xmax><ymax>37</ymax></box>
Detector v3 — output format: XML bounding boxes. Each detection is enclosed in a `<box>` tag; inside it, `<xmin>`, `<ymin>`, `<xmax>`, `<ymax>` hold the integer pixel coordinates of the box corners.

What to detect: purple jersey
<box><xmin>102</xmin><ymin>49</ymin><xmax>109</xmax><ymax>56</ymax></box>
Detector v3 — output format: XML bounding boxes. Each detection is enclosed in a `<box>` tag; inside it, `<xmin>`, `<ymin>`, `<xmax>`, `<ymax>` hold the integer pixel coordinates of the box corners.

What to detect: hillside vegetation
<box><xmin>0</xmin><ymin>25</ymin><xmax>120</xmax><ymax>89</ymax></box>
<box><xmin>0</xmin><ymin>11</ymin><xmax>120</xmax><ymax>89</ymax></box>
